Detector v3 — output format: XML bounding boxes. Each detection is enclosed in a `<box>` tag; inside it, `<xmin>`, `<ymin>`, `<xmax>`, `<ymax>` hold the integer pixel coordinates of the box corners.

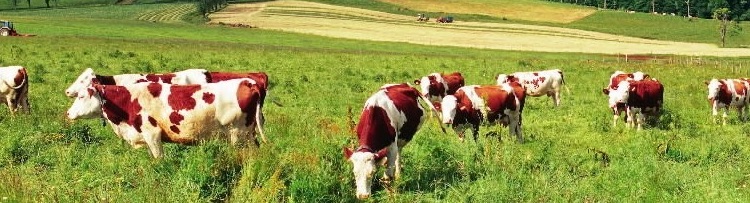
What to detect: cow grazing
<box><xmin>603</xmin><ymin>78</ymin><xmax>664</xmax><ymax>129</ymax></box>
<box><xmin>705</xmin><ymin>79</ymin><xmax>750</xmax><ymax>125</ymax></box>
<box><xmin>0</xmin><ymin>66</ymin><xmax>29</xmax><ymax>115</ymax></box>
<box><xmin>65</xmin><ymin>68</ymin><xmax>209</xmax><ymax>98</ymax></box>
<box><xmin>343</xmin><ymin>83</ymin><xmax>432</xmax><ymax>199</ymax></box>
<box><xmin>66</xmin><ymin>79</ymin><xmax>264</xmax><ymax>158</ymax></box>
<box><xmin>414</xmin><ymin>72</ymin><xmax>465</xmax><ymax>108</ymax></box>
<box><xmin>496</xmin><ymin>69</ymin><xmax>565</xmax><ymax>106</ymax></box>
<box><xmin>440</xmin><ymin>83</ymin><xmax>525</xmax><ymax>143</ymax></box>
<box><xmin>65</xmin><ymin>68</ymin><xmax>270</xmax><ymax>142</ymax></box>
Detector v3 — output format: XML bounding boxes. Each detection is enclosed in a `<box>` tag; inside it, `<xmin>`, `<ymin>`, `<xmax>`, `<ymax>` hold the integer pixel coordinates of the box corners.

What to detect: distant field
<box><xmin>376</xmin><ymin>0</ymin><xmax>596</xmax><ymax>23</ymax></box>
<box><xmin>210</xmin><ymin>1</ymin><xmax>750</xmax><ymax>56</ymax></box>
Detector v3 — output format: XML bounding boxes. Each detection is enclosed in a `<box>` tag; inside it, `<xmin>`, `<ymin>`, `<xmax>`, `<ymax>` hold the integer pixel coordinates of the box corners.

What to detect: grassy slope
<box><xmin>1</xmin><ymin>2</ymin><xmax>750</xmax><ymax>202</ymax></box>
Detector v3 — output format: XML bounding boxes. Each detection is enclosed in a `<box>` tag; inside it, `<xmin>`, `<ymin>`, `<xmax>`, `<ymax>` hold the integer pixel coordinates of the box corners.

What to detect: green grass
<box><xmin>1</xmin><ymin>2</ymin><xmax>750</xmax><ymax>202</ymax></box>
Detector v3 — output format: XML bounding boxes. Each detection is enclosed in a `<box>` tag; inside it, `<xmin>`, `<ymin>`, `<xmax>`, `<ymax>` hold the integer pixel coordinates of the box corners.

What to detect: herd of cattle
<box><xmin>0</xmin><ymin>65</ymin><xmax>748</xmax><ymax>199</ymax></box>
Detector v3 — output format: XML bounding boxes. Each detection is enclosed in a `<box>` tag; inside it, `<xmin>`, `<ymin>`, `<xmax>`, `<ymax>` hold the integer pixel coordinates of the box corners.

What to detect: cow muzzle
<box><xmin>356</xmin><ymin>194</ymin><xmax>370</xmax><ymax>200</ymax></box>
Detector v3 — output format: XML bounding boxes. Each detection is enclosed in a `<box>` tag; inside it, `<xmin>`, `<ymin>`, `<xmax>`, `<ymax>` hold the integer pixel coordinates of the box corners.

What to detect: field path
<box><xmin>209</xmin><ymin>0</ymin><xmax>750</xmax><ymax>57</ymax></box>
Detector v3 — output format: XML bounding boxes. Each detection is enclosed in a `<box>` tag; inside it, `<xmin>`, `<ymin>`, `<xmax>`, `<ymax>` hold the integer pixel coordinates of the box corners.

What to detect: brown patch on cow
<box><xmin>169</xmin><ymin>112</ymin><xmax>184</xmax><ymax>125</ymax></box>
<box><xmin>147</xmin><ymin>83</ymin><xmax>162</xmax><ymax>97</ymax></box>
<box><xmin>97</xmin><ymin>85</ymin><xmax>143</xmax><ymax>128</ymax></box>
<box><xmin>734</xmin><ymin>81</ymin><xmax>747</xmax><ymax>96</ymax></box>
<box><xmin>356</xmin><ymin>105</ymin><xmax>396</xmax><ymax>152</ymax></box>
<box><xmin>148</xmin><ymin>116</ymin><xmax>157</xmax><ymax>126</ymax></box>
<box><xmin>532</xmin><ymin>72</ymin><xmax>539</xmax><ymax>76</ymax></box>
<box><xmin>93</xmin><ymin>75</ymin><xmax>116</xmax><ymax>85</ymax></box>
<box><xmin>207</xmin><ymin>72</ymin><xmax>269</xmax><ymax>108</ymax></box>
<box><xmin>133</xmin><ymin>114</ymin><xmax>144</xmax><ymax>133</ymax></box>
<box><xmin>202</xmin><ymin>92</ymin><xmax>215</xmax><ymax>104</ymax></box>
<box><xmin>442</xmin><ymin>72</ymin><xmax>465</xmax><ymax>95</ymax></box>
<box><xmin>170</xmin><ymin>125</ymin><xmax>181</xmax><ymax>134</ymax></box>
<box><xmin>236</xmin><ymin>80</ymin><xmax>261</xmax><ymax>127</ymax></box>
<box><xmin>168</xmin><ymin>85</ymin><xmax>201</xmax><ymax>111</ymax></box>
<box><xmin>13</xmin><ymin>68</ymin><xmax>26</xmax><ymax>87</ymax></box>
<box><xmin>717</xmin><ymin>80</ymin><xmax>733</xmax><ymax>105</ymax></box>
<box><xmin>145</xmin><ymin>74</ymin><xmax>176</xmax><ymax>83</ymax></box>
<box><xmin>474</xmin><ymin>86</ymin><xmax>516</xmax><ymax>122</ymax></box>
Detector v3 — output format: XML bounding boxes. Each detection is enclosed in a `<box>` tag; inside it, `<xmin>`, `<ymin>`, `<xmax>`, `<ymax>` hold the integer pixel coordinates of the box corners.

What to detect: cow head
<box><xmin>343</xmin><ymin>147</ymin><xmax>387</xmax><ymax>199</ymax></box>
<box><xmin>705</xmin><ymin>79</ymin><xmax>723</xmax><ymax>102</ymax></box>
<box><xmin>440</xmin><ymin>95</ymin><xmax>459</xmax><ymax>124</ymax></box>
<box><xmin>414</xmin><ymin>74</ymin><xmax>444</xmax><ymax>98</ymax></box>
<box><xmin>606</xmin><ymin>81</ymin><xmax>631</xmax><ymax>108</ymax></box>
<box><xmin>66</xmin><ymin>85</ymin><xmax>103</xmax><ymax>120</ymax></box>
<box><xmin>65</xmin><ymin>68</ymin><xmax>96</xmax><ymax>98</ymax></box>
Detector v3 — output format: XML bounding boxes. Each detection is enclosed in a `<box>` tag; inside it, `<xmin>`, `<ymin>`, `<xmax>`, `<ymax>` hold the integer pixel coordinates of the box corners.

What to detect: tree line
<box><xmin>547</xmin><ymin>0</ymin><xmax>750</xmax><ymax>20</ymax></box>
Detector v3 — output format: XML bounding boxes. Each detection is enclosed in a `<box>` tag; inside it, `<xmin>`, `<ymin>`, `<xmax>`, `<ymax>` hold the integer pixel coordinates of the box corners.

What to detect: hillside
<box><xmin>209</xmin><ymin>1</ymin><xmax>750</xmax><ymax>56</ymax></box>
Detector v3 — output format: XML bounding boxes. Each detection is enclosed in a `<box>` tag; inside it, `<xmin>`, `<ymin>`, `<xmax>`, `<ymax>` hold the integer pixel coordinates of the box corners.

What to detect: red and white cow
<box><xmin>66</xmin><ymin>79</ymin><xmax>264</xmax><ymax>158</ymax></box>
<box><xmin>65</xmin><ymin>68</ymin><xmax>270</xmax><ymax>142</ymax></box>
<box><xmin>343</xmin><ymin>83</ymin><xmax>434</xmax><ymax>199</ymax></box>
<box><xmin>0</xmin><ymin>66</ymin><xmax>29</xmax><ymax>115</ymax></box>
<box><xmin>496</xmin><ymin>69</ymin><xmax>565</xmax><ymax>106</ymax></box>
<box><xmin>605</xmin><ymin>71</ymin><xmax>649</xmax><ymax>90</ymax></box>
<box><xmin>705</xmin><ymin>79</ymin><xmax>750</xmax><ymax>125</ymax></box>
<box><xmin>440</xmin><ymin>82</ymin><xmax>526</xmax><ymax>143</ymax></box>
<box><xmin>603</xmin><ymin>78</ymin><xmax>664</xmax><ymax>129</ymax></box>
<box><xmin>414</xmin><ymin>72</ymin><xmax>465</xmax><ymax>108</ymax></box>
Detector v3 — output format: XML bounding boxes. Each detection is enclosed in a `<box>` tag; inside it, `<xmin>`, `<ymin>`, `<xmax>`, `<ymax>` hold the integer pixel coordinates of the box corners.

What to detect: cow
<box><xmin>343</xmin><ymin>83</ymin><xmax>435</xmax><ymax>200</ymax></box>
<box><xmin>66</xmin><ymin>79</ymin><xmax>264</xmax><ymax>158</ymax></box>
<box><xmin>65</xmin><ymin>68</ymin><xmax>270</xmax><ymax>142</ymax></box>
<box><xmin>496</xmin><ymin>69</ymin><xmax>565</xmax><ymax>106</ymax></box>
<box><xmin>705</xmin><ymin>79</ymin><xmax>750</xmax><ymax>125</ymax></box>
<box><xmin>414</xmin><ymin>72</ymin><xmax>465</xmax><ymax>109</ymax></box>
<box><xmin>603</xmin><ymin>78</ymin><xmax>664</xmax><ymax>129</ymax></box>
<box><xmin>0</xmin><ymin>66</ymin><xmax>29</xmax><ymax>115</ymax></box>
<box><xmin>440</xmin><ymin>82</ymin><xmax>526</xmax><ymax>143</ymax></box>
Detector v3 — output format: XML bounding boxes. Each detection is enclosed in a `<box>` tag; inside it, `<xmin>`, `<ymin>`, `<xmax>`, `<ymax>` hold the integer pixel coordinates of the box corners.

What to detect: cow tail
<box><xmin>255</xmin><ymin>103</ymin><xmax>268</xmax><ymax>143</ymax></box>
<box><xmin>417</xmin><ymin>91</ymin><xmax>447</xmax><ymax>134</ymax></box>
<box><xmin>559</xmin><ymin>70</ymin><xmax>570</xmax><ymax>94</ymax></box>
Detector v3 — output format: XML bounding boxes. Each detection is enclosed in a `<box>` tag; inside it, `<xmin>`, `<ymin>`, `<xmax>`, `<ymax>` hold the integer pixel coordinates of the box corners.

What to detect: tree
<box><xmin>712</xmin><ymin>8</ymin><xmax>730</xmax><ymax>47</ymax></box>
<box><xmin>685</xmin><ymin>0</ymin><xmax>691</xmax><ymax>17</ymax></box>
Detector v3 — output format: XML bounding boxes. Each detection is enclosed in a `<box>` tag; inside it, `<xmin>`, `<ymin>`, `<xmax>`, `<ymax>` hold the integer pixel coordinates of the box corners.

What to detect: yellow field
<box><xmin>378</xmin><ymin>0</ymin><xmax>596</xmax><ymax>23</ymax></box>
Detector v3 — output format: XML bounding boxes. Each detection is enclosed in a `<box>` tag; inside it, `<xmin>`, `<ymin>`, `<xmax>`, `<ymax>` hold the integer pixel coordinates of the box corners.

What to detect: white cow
<box><xmin>66</xmin><ymin>79</ymin><xmax>265</xmax><ymax>158</ymax></box>
<box><xmin>496</xmin><ymin>69</ymin><xmax>565</xmax><ymax>106</ymax></box>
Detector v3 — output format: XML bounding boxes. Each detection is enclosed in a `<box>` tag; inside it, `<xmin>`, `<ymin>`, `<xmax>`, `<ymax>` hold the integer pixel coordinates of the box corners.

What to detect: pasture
<box><xmin>375</xmin><ymin>0</ymin><xmax>596</xmax><ymax>23</ymax></box>
<box><xmin>1</xmin><ymin>1</ymin><xmax>750</xmax><ymax>202</ymax></box>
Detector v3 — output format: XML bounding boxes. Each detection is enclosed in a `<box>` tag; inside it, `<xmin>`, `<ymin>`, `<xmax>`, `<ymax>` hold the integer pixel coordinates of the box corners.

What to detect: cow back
<box><xmin>357</xmin><ymin>84</ymin><xmax>424</xmax><ymax>151</ymax></box>
<box><xmin>442</xmin><ymin>72</ymin><xmax>465</xmax><ymax>95</ymax></box>
<box><xmin>628</xmin><ymin>79</ymin><xmax>664</xmax><ymax>108</ymax></box>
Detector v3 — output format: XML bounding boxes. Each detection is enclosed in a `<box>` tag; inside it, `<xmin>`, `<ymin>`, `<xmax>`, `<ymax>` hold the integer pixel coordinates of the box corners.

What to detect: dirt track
<box><xmin>209</xmin><ymin>0</ymin><xmax>750</xmax><ymax>57</ymax></box>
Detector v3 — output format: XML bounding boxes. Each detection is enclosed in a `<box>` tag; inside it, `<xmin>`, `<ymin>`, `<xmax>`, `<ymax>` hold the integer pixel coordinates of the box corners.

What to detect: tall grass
<box><xmin>0</xmin><ymin>3</ymin><xmax>750</xmax><ymax>202</ymax></box>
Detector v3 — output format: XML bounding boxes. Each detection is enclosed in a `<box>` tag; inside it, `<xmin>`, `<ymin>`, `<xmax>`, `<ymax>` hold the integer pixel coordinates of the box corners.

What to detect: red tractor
<box><xmin>1</xmin><ymin>20</ymin><xmax>19</xmax><ymax>36</ymax></box>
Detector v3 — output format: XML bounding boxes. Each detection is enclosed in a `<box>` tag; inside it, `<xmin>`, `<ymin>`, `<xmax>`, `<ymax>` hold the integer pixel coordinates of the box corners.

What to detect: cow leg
<box><xmin>722</xmin><ymin>107</ymin><xmax>729</xmax><ymax>125</ymax></box>
<box><xmin>636</xmin><ymin>111</ymin><xmax>645</xmax><ymax>130</ymax></box>
<box><xmin>510</xmin><ymin>114</ymin><xmax>524</xmax><ymax>143</ymax></box>
<box><xmin>383</xmin><ymin>142</ymin><xmax>401</xmax><ymax>182</ymax></box>
<box><xmin>472</xmin><ymin>124</ymin><xmax>479</xmax><ymax>142</ymax></box>
<box><xmin>612</xmin><ymin>108</ymin><xmax>619</xmax><ymax>127</ymax></box>
<box><xmin>4</xmin><ymin>95</ymin><xmax>15</xmax><ymax>116</ymax></box>
<box><xmin>551</xmin><ymin>91</ymin><xmax>561</xmax><ymax>107</ymax></box>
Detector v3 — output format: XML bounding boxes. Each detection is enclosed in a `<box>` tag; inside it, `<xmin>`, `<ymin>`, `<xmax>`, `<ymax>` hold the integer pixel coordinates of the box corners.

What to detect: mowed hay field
<box><xmin>377</xmin><ymin>0</ymin><xmax>596</xmax><ymax>23</ymax></box>
<box><xmin>210</xmin><ymin>1</ymin><xmax>750</xmax><ymax>56</ymax></box>
<box><xmin>2</xmin><ymin>2</ymin><xmax>750</xmax><ymax>202</ymax></box>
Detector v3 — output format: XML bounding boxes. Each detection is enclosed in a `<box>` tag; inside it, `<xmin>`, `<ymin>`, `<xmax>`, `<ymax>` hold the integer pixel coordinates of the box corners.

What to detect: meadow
<box><xmin>1</xmin><ymin>1</ymin><xmax>750</xmax><ymax>202</ymax></box>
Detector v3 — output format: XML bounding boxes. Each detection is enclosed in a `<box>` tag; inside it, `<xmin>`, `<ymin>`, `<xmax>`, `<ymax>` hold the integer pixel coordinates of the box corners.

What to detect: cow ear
<box><xmin>627</xmin><ymin>74</ymin><xmax>634</xmax><ymax>78</ymax></box>
<box><xmin>644</xmin><ymin>74</ymin><xmax>651</xmax><ymax>79</ymax></box>
<box><xmin>374</xmin><ymin>148</ymin><xmax>388</xmax><ymax>162</ymax></box>
<box><xmin>414</xmin><ymin>80</ymin><xmax>421</xmax><ymax>85</ymax></box>
<box><xmin>602</xmin><ymin>88</ymin><xmax>610</xmax><ymax>95</ymax></box>
<box><xmin>704</xmin><ymin>80</ymin><xmax>709</xmax><ymax>85</ymax></box>
<box><xmin>343</xmin><ymin>147</ymin><xmax>353</xmax><ymax>160</ymax></box>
